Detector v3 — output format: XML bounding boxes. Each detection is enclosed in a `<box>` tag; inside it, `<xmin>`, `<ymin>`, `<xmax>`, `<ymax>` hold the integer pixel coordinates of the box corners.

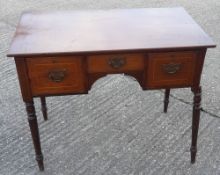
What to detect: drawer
<box><xmin>146</xmin><ymin>51</ymin><xmax>197</xmax><ymax>88</ymax></box>
<box><xmin>27</xmin><ymin>56</ymin><xmax>86</xmax><ymax>96</ymax></box>
<box><xmin>87</xmin><ymin>53</ymin><xmax>144</xmax><ymax>73</ymax></box>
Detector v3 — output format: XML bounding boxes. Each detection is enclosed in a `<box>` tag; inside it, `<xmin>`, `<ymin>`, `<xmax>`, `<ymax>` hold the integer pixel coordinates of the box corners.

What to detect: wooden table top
<box><xmin>7</xmin><ymin>7</ymin><xmax>216</xmax><ymax>57</ymax></box>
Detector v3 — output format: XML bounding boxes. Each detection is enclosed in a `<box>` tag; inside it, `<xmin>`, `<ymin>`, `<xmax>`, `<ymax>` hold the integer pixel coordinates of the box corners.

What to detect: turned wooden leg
<box><xmin>25</xmin><ymin>101</ymin><xmax>44</xmax><ymax>171</ymax></box>
<box><xmin>190</xmin><ymin>86</ymin><xmax>201</xmax><ymax>164</ymax></box>
<box><xmin>40</xmin><ymin>96</ymin><xmax>48</xmax><ymax>121</ymax></box>
<box><xmin>164</xmin><ymin>89</ymin><xmax>170</xmax><ymax>113</ymax></box>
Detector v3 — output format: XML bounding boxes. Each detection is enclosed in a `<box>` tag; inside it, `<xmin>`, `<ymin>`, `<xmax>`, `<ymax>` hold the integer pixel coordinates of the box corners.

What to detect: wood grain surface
<box><xmin>146</xmin><ymin>51</ymin><xmax>197</xmax><ymax>88</ymax></box>
<box><xmin>7</xmin><ymin>7</ymin><xmax>216</xmax><ymax>57</ymax></box>
<box><xmin>27</xmin><ymin>56</ymin><xmax>86</xmax><ymax>95</ymax></box>
<box><xmin>87</xmin><ymin>53</ymin><xmax>144</xmax><ymax>73</ymax></box>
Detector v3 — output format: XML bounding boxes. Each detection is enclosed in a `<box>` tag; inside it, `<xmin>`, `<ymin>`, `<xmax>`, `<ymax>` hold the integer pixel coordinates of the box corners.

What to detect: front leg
<box><xmin>190</xmin><ymin>86</ymin><xmax>201</xmax><ymax>163</ymax></box>
<box><xmin>25</xmin><ymin>101</ymin><xmax>44</xmax><ymax>171</ymax></box>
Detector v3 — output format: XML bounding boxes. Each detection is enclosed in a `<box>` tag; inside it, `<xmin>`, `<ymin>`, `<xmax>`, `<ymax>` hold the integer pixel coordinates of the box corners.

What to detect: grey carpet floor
<box><xmin>0</xmin><ymin>0</ymin><xmax>220</xmax><ymax>175</ymax></box>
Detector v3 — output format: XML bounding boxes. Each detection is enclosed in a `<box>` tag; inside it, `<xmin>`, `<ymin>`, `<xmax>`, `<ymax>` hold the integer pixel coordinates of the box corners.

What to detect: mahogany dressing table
<box><xmin>7</xmin><ymin>8</ymin><xmax>216</xmax><ymax>171</ymax></box>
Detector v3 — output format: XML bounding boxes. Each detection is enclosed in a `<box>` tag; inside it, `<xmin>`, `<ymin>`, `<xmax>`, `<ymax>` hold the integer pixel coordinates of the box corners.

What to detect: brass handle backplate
<box><xmin>48</xmin><ymin>69</ymin><xmax>66</xmax><ymax>82</ymax></box>
<box><xmin>162</xmin><ymin>63</ymin><xmax>182</xmax><ymax>74</ymax></box>
<box><xmin>108</xmin><ymin>56</ymin><xmax>126</xmax><ymax>69</ymax></box>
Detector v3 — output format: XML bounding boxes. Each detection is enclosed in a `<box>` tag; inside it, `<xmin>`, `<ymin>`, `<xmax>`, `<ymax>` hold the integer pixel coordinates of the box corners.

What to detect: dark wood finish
<box><xmin>164</xmin><ymin>89</ymin><xmax>170</xmax><ymax>113</ymax></box>
<box><xmin>26</xmin><ymin>57</ymin><xmax>86</xmax><ymax>96</ymax></box>
<box><xmin>25</xmin><ymin>101</ymin><xmax>44</xmax><ymax>171</ymax></box>
<box><xmin>191</xmin><ymin>86</ymin><xmax>201</xmax><ymax>163</ymax></box>
<box><xmin>7</xmin><ymin>8</ymin><xmax>215</xmax><ymax>57</ymax></box>
<box><xmin>15</xmin><ymin>58</ymin><xmax>44</xmax><ymax>171</ymax></box>
<box><xmin>193</xmin><ymin>49</ymin><xmax>207</xmax><ymax>87</ymax></box>
<box><xmin>40</xmin><ymin>96</ymin><xmax>48</xmax><ymax>121</ymax></box>
<box><xmin>146</xmin><ymin>51</ymin><xmax>197</xmax><ymax>88</ymax></box>
<box><xmin>14</xmin><ymin>58</ymin><xmax>32</xmax><ymax>101</ymax></box>
<box><xmin>87</xmin><ymin>53</ymin><xmax>144</xmax><ymax>73</ymax></box>
<box><xmin>8</xmin><ymin>8</ymin><xmax>216</xmax><ymax>171</ymax></box>
<box><xmin>190</xmin><ymin>49</ymin><xmax>206</xmax><ymax>163</ymax></box>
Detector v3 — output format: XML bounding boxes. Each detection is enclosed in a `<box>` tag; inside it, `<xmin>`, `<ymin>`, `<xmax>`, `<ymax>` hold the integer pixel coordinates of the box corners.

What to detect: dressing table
<box><xmin>7</xmin><ymin>8</ymin><xmax>216</xmax><ymax>170</ymax></box>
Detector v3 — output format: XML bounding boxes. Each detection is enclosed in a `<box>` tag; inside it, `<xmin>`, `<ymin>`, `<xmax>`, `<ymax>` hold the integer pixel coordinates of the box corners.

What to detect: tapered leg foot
<box><xmin>25</xmin><ymin>101</ymin><xmax>44</xmax><ymax>171</ymax></box>
<box><xmin>40</xmin><ymin>96</ymin><xmax>48</xmax><ymax>121</ymax></box>
<box><xmin>164</xmin><ymin>89</ymin><xmax>170</xmax><ymax>113</ymax></box>
<box><xmin>190</xmin><ymin>86</ymin><xmax>201</xmax><ymax>164</ymax></box>
<box><xmin>36</xmin><ymin>154</ymin><xmax>44</xmax><ymax>171</ymax></box>
<box><xmin>190</xmin><ymin>146</ymin><xmax>196</xmax><ymax>164</ymax></box>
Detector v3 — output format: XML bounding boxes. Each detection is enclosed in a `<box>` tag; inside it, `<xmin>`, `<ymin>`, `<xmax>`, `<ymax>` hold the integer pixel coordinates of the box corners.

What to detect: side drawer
<box><xmin>87</xmin><ymin>53</ymin><xmax>144</xmax><ymax>73</ymax></box>
<box><xmin>146</xmin><ymin>51</ymin><xmax>197</xmax><ymax>88</ymax></box>
<box><xmin>27</xmin><ymin>56</ymin><xmax>86</xmax><ymax>96</ymax></box>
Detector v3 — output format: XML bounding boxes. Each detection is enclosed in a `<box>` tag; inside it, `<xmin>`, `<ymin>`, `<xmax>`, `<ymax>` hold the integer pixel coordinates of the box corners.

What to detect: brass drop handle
<box><xmin>48</xmin><ymin>69</ymin><xmax>66</xmax><ymax>82</ymax></box>
<box><xmin>162</xmin><ymin>63</ymin><xmax>182</xmax><ymax>74</ymax></box>
<box><xmin>108</xmin><ymin>56</ymin><xmax>126</xmax><ymax>69</ymax></box>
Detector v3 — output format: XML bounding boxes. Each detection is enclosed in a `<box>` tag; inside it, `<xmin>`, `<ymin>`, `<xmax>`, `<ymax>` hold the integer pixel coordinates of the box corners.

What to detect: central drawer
<box><xmin>87</xmin><ymin>53</ymin><xmax>145</xmax><ymax>73</ymax></box>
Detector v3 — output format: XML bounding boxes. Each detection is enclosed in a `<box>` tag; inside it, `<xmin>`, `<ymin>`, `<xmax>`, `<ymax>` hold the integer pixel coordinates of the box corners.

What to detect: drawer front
<box><xmin>87</xmin><ymin>53</ymin><xmax>144</xmax><ymax>73</ymax></box>
<box><xmin>27</xmin><ymin>56</ymin><xmax>86</xmax><ymax>96</ymax></box>
<box><xmin>147</xmin><ymin>51</ymin><xmax>197</xmax><ymax>88</ymax></box>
